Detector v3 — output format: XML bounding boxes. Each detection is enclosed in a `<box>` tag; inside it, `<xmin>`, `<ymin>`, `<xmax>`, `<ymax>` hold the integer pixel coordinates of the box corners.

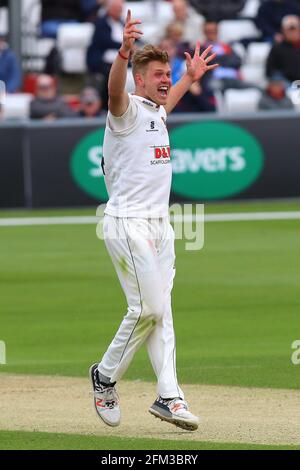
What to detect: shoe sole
<box><xmin>148</xmin><ymin>407</ymin><xmax>199</xmax><ymax>431</ymax></box>
<box><xmin>89</xmin><ymin>363</ymin><xmax>120</xmax><ymax>427</ymax></box>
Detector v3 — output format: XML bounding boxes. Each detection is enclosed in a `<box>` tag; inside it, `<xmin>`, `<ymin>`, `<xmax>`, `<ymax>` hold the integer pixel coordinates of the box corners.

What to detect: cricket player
<box><xmin>90</xmin><ymin>9</ymin><xmax>218</xmax><ymax>431</ymax></box>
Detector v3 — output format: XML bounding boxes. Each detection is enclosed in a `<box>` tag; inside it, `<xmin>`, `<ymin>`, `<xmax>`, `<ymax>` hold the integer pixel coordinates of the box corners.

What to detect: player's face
<box><xmin>141</xmin><ymin>61</ymin><xmax>172</xmax><ymax>106</ymax></box>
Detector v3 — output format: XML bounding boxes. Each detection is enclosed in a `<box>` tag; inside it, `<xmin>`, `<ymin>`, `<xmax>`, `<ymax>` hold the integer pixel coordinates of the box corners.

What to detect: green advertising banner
<box><xmin>70</xmin><ymin>128</ymin><xmax>108</xmax><ymax>200</ymax></box>
<box><xmin>3</xmin><ymin>112</ymin><xmax>300</xmax><ymax>208</ymax></box>
<box><xmin>170</xmin><ymin>122</ymin><xmax>264</xmax><ymax>199</ymax></box>
<box><xmin>70</xmin><ymin>121</ymin><xmax>264</xmax><ymax>202</ymax></box>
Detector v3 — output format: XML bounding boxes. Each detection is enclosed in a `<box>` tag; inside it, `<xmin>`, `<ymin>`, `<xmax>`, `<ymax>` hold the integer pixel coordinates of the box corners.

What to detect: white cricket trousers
<box><xmin>98</xmin><ymin>215</ymin><xmax>184</xmax><ymax>400</ymax></box>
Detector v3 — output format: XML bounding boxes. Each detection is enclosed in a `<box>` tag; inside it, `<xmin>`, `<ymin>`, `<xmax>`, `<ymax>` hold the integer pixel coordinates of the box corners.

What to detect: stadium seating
<box><xmin>57</xmin><ymin>23</ymin><xmax>95</xmax><ymax>74</ymax></box>
<box><xmin>54</xmin><ymin>1</ymin><xmax>172</xmax><ymax>73</ymax></box>
<box><xmin>0</xmin><ymin>0</ymin><xmax>286</xmax><ymax>115</ymax></box>
<box><xmin>213</xmin><ymin>90</ymin><xmax>226</xmax><ymax>113</ymax></box>
<box><xmin>125</xmin><ymin>1</ymin><xmax>173</xmax><ymax>42</ymax></box>
<box><xmin>21</xmin><ymin>0</ymin><xmax>54</xmax><ymax>72</ymax></box>
<box><xmin>0</xmin><ymin>6</ymin><xmax>8</xmax><ymax>35</ymax></box>
<box><xmin>231</xmin><ymin>42</ymin><xmax>246</xmax><ymax>61</ymax></box>
<box><xmin>22</xmin><ymin>37</ymin><xmax>55</xmax><ymax>72</ymax></box>
<box><xmin>239</xmin><ymin>43</ymin><xmax>271</xmax><ymax>89</ymax></box>
<box><xmin>287</xmin><ymin>83</ymin><xmax>300</xmax><ymax>110</ymax></box>
<box><xmin>124</xmin><ymin>1</ymin><xmax>172</xmax><ymax>23</ymax></box>
<box><xmin>240</xmin><ymin>64</ymin><xmax>266</xmax><ymax>88</ymax></box>
<box><xmin>224</xmin><ymin>87</ymin><xmax>262</xmax><ymax>113</ymax></box>
<box><xmin>219</xmin><ymin>19</ymin><xmax>260</xmax><ymax>43</ymax></box>
<box><xmin>246</xmin><ymin>42</ymin><xmax>272</xmax><ymax>67</ymax></box>
<box><xmin>239</xmin><ymin>0</ymin><xmax>260</xmax><ymax>18</ymax></box>
<box><xmin>19</xmin><ymin>1</ymin><xmax>173</xmax><ymax>72</ymax></box>
<box><xmin>2</xmin><ymin>93</ymin><xmax>33</xmax><ymax>119</ymax></box>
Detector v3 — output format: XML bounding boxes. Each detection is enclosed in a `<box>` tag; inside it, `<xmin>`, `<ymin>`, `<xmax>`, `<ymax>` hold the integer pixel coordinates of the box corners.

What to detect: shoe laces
<box><xmin>157</xmin><ymin>396</ymin><xmax>188</xmax><ymax>411</ymax></box>
<box><xmin>93</xmin><ymin>370</ymin><xmax>119</xmax><ymax>406</ymax></box>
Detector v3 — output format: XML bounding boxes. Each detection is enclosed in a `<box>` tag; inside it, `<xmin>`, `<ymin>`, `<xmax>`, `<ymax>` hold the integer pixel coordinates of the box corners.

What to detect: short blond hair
<box><xmin>132</xmin><ymin>45</ymin><xmax>169</xmax><ymax>77</ymax></box>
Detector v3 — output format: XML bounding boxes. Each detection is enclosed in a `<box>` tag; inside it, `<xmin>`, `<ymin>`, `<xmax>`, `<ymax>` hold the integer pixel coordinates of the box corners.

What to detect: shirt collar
<box><xmin>131</xmin><ymin>94</ymin><xmax>160</xmax><ymax>111</ymax></box>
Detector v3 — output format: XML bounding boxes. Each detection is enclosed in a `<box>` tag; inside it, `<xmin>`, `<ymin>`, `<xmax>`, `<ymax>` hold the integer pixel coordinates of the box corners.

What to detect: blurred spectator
<box><xmin>200</xmin><ymin>21</ymin><xmax>250</xmax><ymax>92</ymax></box>
<box><xmin>172</xmin><ymin>0</ymin><xmax>204</xmax><ymax>45</ymax></box>
<box><xmin>153</xmin><ymin>0</ymin><xmax>204</xmax><ymax>46</ymax></box>
<box><xmin>0</xmin><ymin>71</ymin><xmax>4</xmax><ymax>120</ymax></box>
<box><xmin>30</xmin><ymin>75</ymin><xmax>76</xmax><ymax>120</ymax></box>
<box><xmin>78</xmin><ymin>86</ymin><xmax>104</xmax><ymax>117</ymax></box>
<box><xmin>80</xmin><ymin>0</ymin><xmax>104</xmax><ymax>22</ymax></box>
<box><xmin>0</xmin><ymin>35</ymin><xmax>22</xmax><ymax>93</ymax></box>
<box><xmin>44</xmin><ymin>46</ymin><xmax>62</xmax><ymax>76</ymax></box>
<box><xmin>255</xmin><ymin>0</ymin><xmax>300</xmax><ymax>42</ymax></box>
<box><xmin>173</xmin><ymin>79</ymin><xmax>216</xmax><ymax>112</ymax></box>
<box><xmin>164</xmin><ymin>22</ymin><xmax>189</xmax><ymax>57</ymax></box>
<box><xmin>159</xmin><ymin>38</ymin><xmax>216</xmax><ymax>112</ymax></box>
<box><xmin>266</xmin><ymin>15</ymin><xmax>300</xmax><ymax>83</ymax></box>
<box><xmin>189</xmin><ymin>0</ymin><xmax>247</xmax><ymax>21</ymax></box>
<box><xmin>40</xmin><ymin>0</ymin><xmax>82</xmax><ymax>39</ymax></box>
<box><xmin>87</xmin><ymin>0</ymin><xmax>125</xmax><ymax>108</ymax></box>
<box><xmin>159</xmin><ymin>38</ymin><xmax>186</xmax><ymax>84</ymax></box>
<box><xmin>258</xmin><ymin>74</ymin><xmax>294</xmax><ymax>110</ymax></box>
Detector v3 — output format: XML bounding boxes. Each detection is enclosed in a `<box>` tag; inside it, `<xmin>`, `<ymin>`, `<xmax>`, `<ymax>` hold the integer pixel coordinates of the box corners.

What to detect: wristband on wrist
<box><xmin>118</xmin><ymin>50</ymin><xmax>130</xmax><ymax>60</ymax></box>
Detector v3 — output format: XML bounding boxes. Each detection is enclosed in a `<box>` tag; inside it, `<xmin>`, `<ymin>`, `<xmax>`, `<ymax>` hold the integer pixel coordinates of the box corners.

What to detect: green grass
<box><xmin>0</xmin><ymin>201</ymin><xmax>300</xmax><ymax>389</ymax></box>
<box><xmin>0</xmin><ymin>199</ymin><xmax>300</xmax><ymax>218</ymax></box>
<box><xmin>0</xmin><ymin>430</ymin><xmax>298</xmax><ymax>450</ymax></box>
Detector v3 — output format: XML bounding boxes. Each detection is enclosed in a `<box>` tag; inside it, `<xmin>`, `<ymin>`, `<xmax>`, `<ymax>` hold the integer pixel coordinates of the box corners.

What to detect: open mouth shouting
<box><xmin>157</xmin><ymin>85</ymin><xmax>169</xmax><ymax>99</ymax></box>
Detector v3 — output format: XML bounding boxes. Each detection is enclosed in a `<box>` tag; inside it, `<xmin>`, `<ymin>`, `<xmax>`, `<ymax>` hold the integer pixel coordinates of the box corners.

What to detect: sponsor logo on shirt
<box><xmin>146</xmin><ymin>121</ymin><xmax>158</xmax><ymax>132</ymax></box>
<box><xmin>150</xmin><ymin>145</ymin><xmax>171</xmax><ymax>165</ymax></box>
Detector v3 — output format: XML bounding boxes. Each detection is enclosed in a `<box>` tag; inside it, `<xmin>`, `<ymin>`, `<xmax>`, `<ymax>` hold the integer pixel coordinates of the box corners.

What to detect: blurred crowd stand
<box><xmin>1</xmin><ymin>0</ymin><xmax>300</xmax><ymax>120</ymax></box>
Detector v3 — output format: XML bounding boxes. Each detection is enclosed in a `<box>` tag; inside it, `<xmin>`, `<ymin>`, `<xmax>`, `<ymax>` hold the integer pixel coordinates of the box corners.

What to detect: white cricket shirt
<box><xmin>103</xmin><ymin>94</ymin><xmax>172</xmax><ymax>218</ymax></box>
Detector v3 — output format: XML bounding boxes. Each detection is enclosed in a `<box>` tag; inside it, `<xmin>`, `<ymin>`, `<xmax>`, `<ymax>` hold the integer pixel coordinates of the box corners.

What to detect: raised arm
<box><xmin>108</xmin><ymin>9</ymin><xmax>143</xmax><ymax>116</ymax></box>
<box><xmin>164</xmin><ymin>42</ymin><xmax>219</xmax><ymax>115</ymax></box>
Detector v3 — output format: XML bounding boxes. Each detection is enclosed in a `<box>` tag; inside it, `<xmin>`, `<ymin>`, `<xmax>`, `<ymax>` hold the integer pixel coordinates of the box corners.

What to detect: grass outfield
<box><xmin>1</xmin><ymin>199</ymin><xmax>300</xmax><ymax>218</ymax></box>
<box><xmin>0</xmin><ymin>201</ymin><xmax>299</xmax><ymax>389</ymax></box>
<box><xmin>0</xmin><ymin>430</ymin><xmax>299</xmax><ymax>450</ymax></box>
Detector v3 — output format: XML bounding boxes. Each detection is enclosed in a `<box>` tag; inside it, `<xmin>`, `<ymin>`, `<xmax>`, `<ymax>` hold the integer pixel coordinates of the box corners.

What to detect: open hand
<box><xmin>184</xmin><ymin>41</ymin><xmax>219</xmax><ymax>82</ymax></box>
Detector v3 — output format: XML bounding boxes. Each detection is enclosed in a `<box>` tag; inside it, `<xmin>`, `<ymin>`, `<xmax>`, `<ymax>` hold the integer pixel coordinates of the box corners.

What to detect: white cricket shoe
<box><xmin>89</xmin><ymin>363</ymin><xmax>121</xmax><ymax>427</ymax></box>
<box><xmin>149</xmin><ymin>396</ymin><xmax>199</xmax><ymax>431</ymax></box>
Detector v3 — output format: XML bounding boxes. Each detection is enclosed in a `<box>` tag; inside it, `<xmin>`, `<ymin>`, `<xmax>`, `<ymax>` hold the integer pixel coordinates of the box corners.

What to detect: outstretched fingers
<box><xmin>207</xmin><ymin>63</ymin><xmax>219</xmax><ymax>71</ymax></box>
<box><xmin>204</xmin><ymin>51</ymin><xmax>219</xmax><ymax>71</ymax></box>
<box><xmin>125</xmin><ymin>9</ymin><xmax>131</xmax><ymax>25</ymax></box>
<box><xmin>127</xmin><ymin>19</ymin><xmax>142</xmax><ymax>27</ymax></box>
<box><xmin>193</xmin><ymin>41</ymin><xmax>201</xmax><ymax>57</ymax></box>
<box><xmin>184</xmin><ymin>51</ymin><xmax>192</xmax><ymax>65</ymax></box>
<box><xmin>205</xmin><ymin>52</ymin><xmax>217</xmax><ymax>64</ymax></box>
<box><xmin>125</xmin><ymin>19</ymin><xmax>143</xmax><ymax>39</ymax></box>
<box><xmin>201</xmin><ymin>45</ymin><xmax>213</xmax><ymax>60</ymax></box>
<box><xmin>126</xmin><ymin>32</ymin><xmax>143</xmax><ymax>39</ymax></box>
<box><xmin>125</xmin><ymin>8</ymin><xmax>142</xmax><ymax>29</ymax></box>
<box><xmin>125</xmin><ymin>28</ymin><xmax>143</xmax><ymax>39</ymax></box>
